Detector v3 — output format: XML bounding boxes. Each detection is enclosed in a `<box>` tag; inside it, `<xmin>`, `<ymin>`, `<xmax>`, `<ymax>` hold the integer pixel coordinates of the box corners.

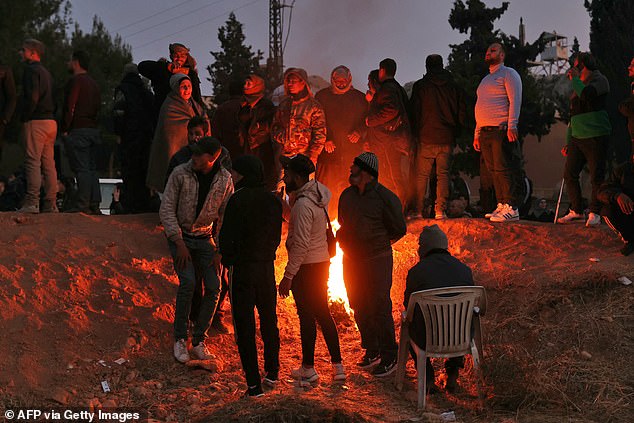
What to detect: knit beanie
<box><xmin>232</xmin><ymin>154</ymin><xmax>264</xmax><ymax>187</ymax></box>
<box><xmin>169</xmin><ymin>73</ymin><xmax>190</xmax><ymax>92</ymax></box>
<box><xmin>418</xmin><ymin>224</ymin><xmax>448</xmax><ymax>257</ymax></box>
<box><xmin>353</xmin><ymin>152</ymin><xmax>379</xmax><ymax>178</ymax></box>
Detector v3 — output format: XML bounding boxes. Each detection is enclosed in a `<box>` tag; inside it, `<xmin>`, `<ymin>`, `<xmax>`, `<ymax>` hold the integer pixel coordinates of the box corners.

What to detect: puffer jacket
<box><xmin>160</xmin><ymin>161</ymin><xmax>234</xmax><ymax>245</ymax></box>
<box><xmin>284</xmin><ymin>179</ymin><xmax>331</xmax><ymax>279</ymax></box>
<box><xmin>272</xmin><ymin>92</ymin><xmax>326</xmax><ymax>164</ymax></box>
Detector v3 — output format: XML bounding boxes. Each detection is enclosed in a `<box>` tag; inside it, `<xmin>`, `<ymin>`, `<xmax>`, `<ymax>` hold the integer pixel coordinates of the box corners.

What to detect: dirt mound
<box><xmin>0</xmin><ymin>213</ymin><xmax>632</xmax><ymax>422</ymax></box>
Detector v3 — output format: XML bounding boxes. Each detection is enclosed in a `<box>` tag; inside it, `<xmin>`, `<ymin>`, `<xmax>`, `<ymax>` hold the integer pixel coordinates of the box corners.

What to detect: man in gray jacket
<box><xmin>278</xmin><ymin>154</ymin><xmax>345</xmax><ymax>385</ymax></box>
<box><xmin>160</xmin><ymin>137</ymin><xmax>234</xmax><ymax>364</ymax></box>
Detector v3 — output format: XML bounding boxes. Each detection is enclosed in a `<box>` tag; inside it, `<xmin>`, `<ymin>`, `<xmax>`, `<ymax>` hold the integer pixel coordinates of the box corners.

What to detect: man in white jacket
<box><xmin>278</xmin><ymin>154</ymin><xmax>345</xmax><ymax>385</ymax></box>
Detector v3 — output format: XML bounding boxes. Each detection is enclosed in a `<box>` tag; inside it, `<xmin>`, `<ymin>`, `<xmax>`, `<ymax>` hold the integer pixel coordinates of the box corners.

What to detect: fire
<box><xmin>327</xmin><ymin>220</ymin><xmax>352</xmax><ymax>314</ymax></box>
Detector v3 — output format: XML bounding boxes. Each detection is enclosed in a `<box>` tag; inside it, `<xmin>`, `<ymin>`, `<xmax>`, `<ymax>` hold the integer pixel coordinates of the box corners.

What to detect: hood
<box><xmin>296</xmin><ymin>179</ymin><xmax>331</xmax><ymax>209</ymax></box>
<box><xmin>232</xmin><ymin>155</ymin><xmax>264</xmax><ymax>188</ymax></box>
<box><xmin>587</xmin><ymin>70</ymin><xmax>610</xmax><ymax>97</ymax></box>
<box><xmin>422</xmin><ymin>69</ymin><xmax>452</xmax><ymax>86</ymax></box>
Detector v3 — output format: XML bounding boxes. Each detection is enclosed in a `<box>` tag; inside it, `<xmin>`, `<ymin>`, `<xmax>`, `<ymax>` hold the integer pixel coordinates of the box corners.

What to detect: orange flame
<box><xmin>327</xmin><ymin>220</ymin><xmax>352</xmax><ymax>314</ymax></box>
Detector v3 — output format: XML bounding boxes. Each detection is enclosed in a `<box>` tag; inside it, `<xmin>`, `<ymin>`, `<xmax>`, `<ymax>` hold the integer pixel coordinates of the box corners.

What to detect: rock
<box><xmin>133</xmin><ymin>387</ymin><xmax>150</xmax><ymax>397</ymax></box>
<box><xmin>185</xmin><ymin>359</ymin><xmax>219</xmax><ymax>373</ymax></box>
<box><xmin>125</xmin><ymin>371</ymin><xmax>138</xmax><ymax>382</ymax></box>
<box><xmin>126</xmin><ymin>337</ymin><xmax>137</xmax><ymax>348</ymax></box>
<box><xmin>50</xmin><ymin>388</ymin><xmax>70</xmax><ymax>405</ymax></box>
<box><xmin>580</xmin><ymin>350</ymin><xmax>592</xmax><ymax>360</ymax></box>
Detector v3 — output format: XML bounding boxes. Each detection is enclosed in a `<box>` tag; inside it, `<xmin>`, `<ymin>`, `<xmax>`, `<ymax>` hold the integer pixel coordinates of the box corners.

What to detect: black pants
<box><xmin>343</xmin><ymin>254</ymin><xmax>398</xmax><ymax>361</ymax></box>
<box><xmin>230</xmin><ymin>261</ymin><xmax>280</xmax><ymax>388</ymax></box>
<box><xmin>564</xmin><ymin>136</ymin><xmax>607</xmax><ymax>214</ymax></box>
<box><xmin>603</xmin><ymin>202</ymin><xmax>634</xmax><ymax>243</ymax></box>
<box><xmin>291</xmin><ymin>261</ymin><xmax>342</xmax><ymax>366</ymax></box>
<box><xmin>479</xmin><ymin>128</ymin><xmax>519</xmax><ymax>208</ymax></box>
<box><xmin>120</xmin><ymin>135</ymin><xmax>152</xmax><ymax>213</ymax></box>
<box><xmin>409</xmin><ymin>312</ymin><xmax>464</xmax><ymax>381</ymax></box>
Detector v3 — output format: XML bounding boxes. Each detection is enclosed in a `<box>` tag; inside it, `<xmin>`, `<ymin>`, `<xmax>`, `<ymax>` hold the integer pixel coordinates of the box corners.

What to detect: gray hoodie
<box><xmin>284</xmin><ymin>179</ymin><xmax>332</xmax><ymax>279</ymax></box>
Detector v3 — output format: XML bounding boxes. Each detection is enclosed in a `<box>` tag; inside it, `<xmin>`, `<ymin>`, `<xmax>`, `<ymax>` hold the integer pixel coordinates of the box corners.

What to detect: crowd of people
<box><xmin>1</xmin><ymin>37</ymin><xmax>634</xmax><ymax>396</ymax></box>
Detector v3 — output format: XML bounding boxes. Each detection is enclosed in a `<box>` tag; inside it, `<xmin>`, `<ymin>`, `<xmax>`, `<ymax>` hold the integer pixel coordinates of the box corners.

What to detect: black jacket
<box><xmin>21</xmin><ymin>61</ymin><xmax>54</xmax><ymax>121</ymax></box>
<box><xmin>403</xmin><ymin>249</ymin><xmax>474</xmax><ymax>308</ymax></box>
<box><xmin>219</xmin><ymin>156</ymin><xmax>282</xmax><ymax>266</ymax></box>
<box><xmin>337</xmin><ymin>180</ymin><xmax>406</xmax><ymax>259</ymax></box>
<box><xmin>598</xmin><ymin>161</ymin><xmax>634</xmax><ymax>205</ymax></box>
<box><xmin>366</xmin><ymin>78</ymin><xmax>411</xmax><ymax>153</ymax></box>
<box><xmin>410</xmin><ymin>69</ymin><xmax>465</xmax><ymax>146</ymax></box>
<box><xmin>619</xmin><ymin>87</ymin><xmax>634</xmax><ymax>140</ymax></box>
<box><xmin>211</xmin><ymin>96</ymin><xmax>243</xmax><ymax>161</ymax></box>
<box><xmin>113</xmin><ymin>72</ymin><xmax>155</xmax><ymax>139</ymax></box>
<box><xmin>0</xmin><ymin>64</ymin><xmax>16</xmax><ymax>125</ymax></box>
<box><xmin>238</xmin><ymin>97</ymin><xmax>277</xmax><ymax>190</ymax></box>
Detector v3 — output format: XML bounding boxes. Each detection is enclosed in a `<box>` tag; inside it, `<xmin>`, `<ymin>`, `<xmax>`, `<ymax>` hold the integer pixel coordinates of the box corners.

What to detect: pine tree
<box><xmin>207</xmin><ymin>12</ymin><xmax>263</xmax><ymax>104</ymax></box>
<box><xmin>447</xmin><ymin>0</ymin><xmax>554</xmax><ymax>176</ymax></box>
<box><xmin>584</xmin><ymin>0</ymin><xmax>634</xmax><ymax>160</ymax></box>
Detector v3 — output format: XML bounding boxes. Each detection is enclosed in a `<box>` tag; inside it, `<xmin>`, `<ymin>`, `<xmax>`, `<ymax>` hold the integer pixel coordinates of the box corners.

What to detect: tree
<box><xmin>207</xmin><ymin>12</ymin><xmax>263</xmax><ymax>104</ymax></box>
<box><xmin>447</xmin><ymin>0</ymin><xmax>554</xmax><ymax>176</ymax></box>
<box><xmin>584</xmin><ymin>0</ymin><xmax>634</xmax><ymax>161</ymax></box>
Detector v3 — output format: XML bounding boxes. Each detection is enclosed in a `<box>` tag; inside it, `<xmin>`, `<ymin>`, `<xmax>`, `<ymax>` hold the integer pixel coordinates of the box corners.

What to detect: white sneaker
<box><xmin>490</xmin><ymin>204</ymin><xmax>519</xmax><ymax>222</ymax></box>
<box><xmin>291</xmin><ymin>366</ymin><xmax>319</xmax><ymax>386</ymax></box>
<box><xmin>18</xmin><ymin>204</ymin><xmax>39</xmax><ymax>214</ymax></box>
<box><xmin>435</xmin><ymin>212</ymin><xmax>448</xmax><ymax>220</ymax></box>
<box><xmin>190</xmin><ymin>341</ymin><xmax>213</xmax><ymax>360</ymax></box>
<box><xmin>557</xmin><ymin>210</ymin><xmax>584</xmax><ymax>224</ymax></box>
<box><xmin>173</xmin><ymin>339</ymin><xmax>190</xmax><ymax>363</ymax></box>
<box><xmin>332</xmin><ymin>363</ymin><xmax>346</xmax><ymax>382</ymax></box>
<box><xmin>586</xmin><ymin>212</ymin><xmax>601</xmax><ymax>227</ymax></box>
<box><xmin>485</xmin><ymin>203</ymin><xmax>504</xmax><ymax>218</ymax></box>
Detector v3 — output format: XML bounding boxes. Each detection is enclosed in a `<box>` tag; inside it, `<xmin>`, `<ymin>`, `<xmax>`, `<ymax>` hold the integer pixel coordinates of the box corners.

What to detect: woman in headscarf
<box><xmin>146</xmin><ymin>73</ymin><xmax>207</xmax><ymax>193</ymax></box>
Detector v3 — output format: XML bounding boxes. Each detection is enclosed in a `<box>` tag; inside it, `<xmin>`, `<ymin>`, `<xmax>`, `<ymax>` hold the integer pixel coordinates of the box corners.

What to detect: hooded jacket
<box><xmin>284</xmin><ymin>179</ymin><xmax>331</xmax><ymax>279</ymax></box>
<box><xmin>219</xmin><ymin>155</ymin><xmax>283</xmax><ymax>266</ymax></box>
<box><xmin>159</xmin><ymin>161</ymin><xmax>233</xmax><ymax>245</ymax></box>
<box><xmin>410</xmin><ymin>69</ymin><xmax>465</xmax><ymax>146</ymax></box>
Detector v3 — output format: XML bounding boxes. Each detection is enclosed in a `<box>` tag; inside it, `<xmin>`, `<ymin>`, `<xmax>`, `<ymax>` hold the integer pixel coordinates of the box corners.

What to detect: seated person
<box><xmin>527</xmin><ymin>198</ymin><xmax>555</xmax><ymax>222</ymax></box>
<box><xmin>598</xmin><ymin>150</ymin><xmax>634</xmax><ymax>256</ymax></box>
<box><xmin>403</xmin><ymin>224</ymin><xmax>474</xmax><ymax>392</ymax></box>
<box><xmin>446</xmin><ymin>196</ymin><xmax>472</xmax><ymax>218</ymax></box>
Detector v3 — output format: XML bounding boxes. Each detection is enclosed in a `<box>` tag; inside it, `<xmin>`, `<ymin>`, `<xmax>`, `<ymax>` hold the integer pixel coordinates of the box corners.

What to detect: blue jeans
<box><xmin>169</xmin><ymin>237</ymin><xmax>221</xmax><ymax>344</ymax></box>
<box><xmin>64</xmin><ymin>128</ymin><xmax>102</xmax><ymax>210</ymax></box>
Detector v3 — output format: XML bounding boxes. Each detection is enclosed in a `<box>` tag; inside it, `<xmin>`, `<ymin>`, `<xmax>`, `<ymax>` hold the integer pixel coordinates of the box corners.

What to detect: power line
<box><xmin>132</xmin><ymin>0</ymin><xmax>263</xmax><ymax>50</ymax></box>
<box><xmin>123</xmin><ymin>0</ymin><xmax>227</xmax><ymax>39</ymax></box>
<box><xmin>114</xmin><ymin>0</ymin><xmax>199</xmax><ymax>33</ymax></box>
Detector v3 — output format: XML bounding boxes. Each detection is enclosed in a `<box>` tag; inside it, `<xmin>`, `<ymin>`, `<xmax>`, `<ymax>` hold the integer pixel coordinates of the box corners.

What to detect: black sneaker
<box><xmin>371</xmin><ymin>359</ymin><xmax>397</xmax><ymax>377</ymax></box>
<box><xmin>621</xmin><ymin>242</ymin><xmax>634</xmax><ymax>256</ymax></box>
<box><xmin>244</xmin><ymin>385</ymin><xmax>264</xmax><ymax>398</ymax></box>
<box><xmin>356</xmin><ymin>353</ymin><xmax>381</xmax><ymax>369</ymax></box>
<box><xmin>263</xmin><ymin>372</ymin><xmax>279</xmax><ymax>387</ymax></box>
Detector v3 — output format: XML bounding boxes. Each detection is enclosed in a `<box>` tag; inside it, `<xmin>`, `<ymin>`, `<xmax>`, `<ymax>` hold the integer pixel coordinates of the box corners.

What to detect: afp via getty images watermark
<box><xmin>3</xmin><ymin>408</ymin><xmax>148</xmax><ymax>422</ymax></box>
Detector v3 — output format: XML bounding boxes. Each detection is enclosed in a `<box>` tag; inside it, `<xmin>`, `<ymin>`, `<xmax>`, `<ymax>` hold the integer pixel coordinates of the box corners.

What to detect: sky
<box><xmin>71</xmin><ymin>0</ymin><xmax>591</xmax><ymax>96</ymax></box>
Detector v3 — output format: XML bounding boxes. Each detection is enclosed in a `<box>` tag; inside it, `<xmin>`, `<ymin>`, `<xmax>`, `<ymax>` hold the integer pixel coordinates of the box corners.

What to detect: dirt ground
<box><xmin>0</xmin><ymin>213</ymin><xmax>632</xmax><ymax>422</ymax></box>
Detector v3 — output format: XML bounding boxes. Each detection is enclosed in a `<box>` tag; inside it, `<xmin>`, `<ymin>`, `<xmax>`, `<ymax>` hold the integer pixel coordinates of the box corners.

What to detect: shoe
<box><xmin>263</xmin><ymin>372</ymin><xmax>279</xmax><ymax>387</ymax></box>
<box><xmin>332</xmin><ymin>363</ymin><xmax>346</xmax><ymax>382</ymax></box>
<box><xmin>18</xmin><ymin>204</ymin><xmax>39</xmax><ymax>214</ymax></box>
<box><xmin>190</xmin><ymin>341</ymin><xmax>212</xmax><ymax>360</ymax></box>
<box><xmin>586</xmin><ymin>212</ymin><xmax>601</xmax><ymax>227</ymax></box>
<box><xmin>173</xmin><ymin>339</ymin><xmax>190</xmax><ymax>363</ymax></box>
<box><xmin>407</xmin><ymin>211</ymin><xmax>423</xmax><ymax>221</ymax></box>
<box><xmin>356</xmin><ymin>353</ymin><xmax>381</xmax><ymax>369</ymax></box>
<box><xmin>445</xmin><ymin>368</ymin><xmax>459</xmax><ymax>393</ymax></box>
<box><xmin>557</xmin><ymin>210</ymin><xmax>584</xmax><ymax>224</ymax></box>
<box><xmin>489</xmin><ymin>204</ymin><xmax>519</xmax><ymax>222</ymax></box>
<box><xmin>620</xmin><ymin>242</ymin><xmax>634</xmax><ymax>256</ymax></box>
<box><xmin>211</xmin><ymin>318</ymin><xmax>229</xmax><ymax>334</ymax></box>
<box><xmin>244</xmin><ymin>385</ymin><xmax>264</xmax><ymax>398</ymax></box>
<box><xmin>485</xmin><ymin>203</ymin><xmax>504</xmax><ymax>219</ymax></box>
<box><xmin>371</xmin><ymin>358</ymin><xmax>397</xmax><ymax>377</ymax></box>
<box><xmin>290</xmin><ymin>366</ymin><xmax>319</xmax><ymax>385</ymax></box>
<box><xmin>435</xmin><ymin>212</ymin><xmax>448</xmax><ymax>220</ymax></box>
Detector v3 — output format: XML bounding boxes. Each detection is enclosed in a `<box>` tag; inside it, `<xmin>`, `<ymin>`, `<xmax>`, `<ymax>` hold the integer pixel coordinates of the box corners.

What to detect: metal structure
<box><xmin>267</xmin><ymin>0</ymin><xmax>288</xmax><ymax>87</ymax></box>
<box><xmin>528</xmin><ymin>31</ymin><xmax>570</xmax><ymax>76</ymax></box>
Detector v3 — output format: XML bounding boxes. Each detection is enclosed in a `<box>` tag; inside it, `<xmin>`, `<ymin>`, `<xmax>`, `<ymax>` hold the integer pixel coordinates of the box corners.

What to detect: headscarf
<box><xmin>330</xmin><ymin>65</ymin><xmax>353</xmax><ymax>94</ymax></box>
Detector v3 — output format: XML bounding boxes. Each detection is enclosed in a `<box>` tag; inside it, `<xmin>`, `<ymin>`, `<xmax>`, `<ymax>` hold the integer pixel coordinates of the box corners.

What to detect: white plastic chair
<box><xmin>395</xmin><ymin>286</ymin><xmax>487</xmax><ymax>409</ymax></box>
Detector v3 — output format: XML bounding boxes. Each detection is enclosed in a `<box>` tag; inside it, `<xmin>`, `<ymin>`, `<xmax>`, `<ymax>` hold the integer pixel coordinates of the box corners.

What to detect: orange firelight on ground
<box><xmin>327</xmin><ymin>220</ymin><xmax>352</xmax><ymax>314</ymax></box>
